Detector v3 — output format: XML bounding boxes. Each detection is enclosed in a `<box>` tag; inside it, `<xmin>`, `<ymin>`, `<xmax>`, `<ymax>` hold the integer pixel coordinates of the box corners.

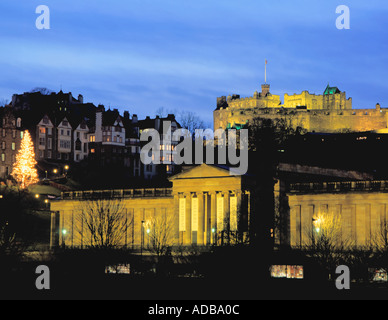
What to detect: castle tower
<box><xmin>261</xmin><ymin>84</ymin><xmax>270</xmax><ymax>97</ymax></box>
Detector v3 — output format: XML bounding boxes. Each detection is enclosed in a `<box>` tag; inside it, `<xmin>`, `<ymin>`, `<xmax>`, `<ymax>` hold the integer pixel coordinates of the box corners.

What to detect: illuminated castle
<box><xmin>214</xmin><ymin>83</ymin><xmax>388</xmax><ymax>133</ymax></box>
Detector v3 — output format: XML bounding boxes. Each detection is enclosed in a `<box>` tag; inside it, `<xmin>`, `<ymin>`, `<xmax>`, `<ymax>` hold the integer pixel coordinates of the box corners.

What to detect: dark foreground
<box><xmin>1</xmin><ymin>268</ymin><xmax>388</xmax><ymax>300</ymax></box>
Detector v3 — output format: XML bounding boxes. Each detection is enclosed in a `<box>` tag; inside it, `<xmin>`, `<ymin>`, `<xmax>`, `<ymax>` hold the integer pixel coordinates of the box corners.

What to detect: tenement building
<box><xmin>214</xmin><ymin>84</ymin><xmax>388</xmax><ymax>133</ymax></box>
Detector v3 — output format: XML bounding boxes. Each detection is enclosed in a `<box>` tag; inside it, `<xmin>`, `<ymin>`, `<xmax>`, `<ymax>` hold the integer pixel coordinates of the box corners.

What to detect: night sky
<box><xmin>1</xmin><ymin>0</ymin><xmax>387</xmax><ymax>125</ymax></box>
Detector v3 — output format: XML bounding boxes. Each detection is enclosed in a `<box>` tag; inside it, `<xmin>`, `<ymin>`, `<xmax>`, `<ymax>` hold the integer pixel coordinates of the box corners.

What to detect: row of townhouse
<box><xmin>0</xmin><ymin>91</ymin><xmax>181</xmax><ymax>181</ymax></box>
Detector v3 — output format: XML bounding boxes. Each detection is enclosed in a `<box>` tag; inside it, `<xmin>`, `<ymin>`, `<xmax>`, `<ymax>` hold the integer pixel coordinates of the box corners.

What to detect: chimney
<box><xmin>132</xmin><ymin>114</ymin><xmax>138</xmax><ymax>124</ymax></box>
<box><xmin>155</xmin><ymin>116</ymin><xmax>161</xmax><ymax>131</ymax></box>
<box><xmin>95</xmin><ymin>105</ymin><xmax>104</xmax><ymax>142</ymax></box>
<box><xmin>376</xmin><ymin>103</ymin><xmax>381</xmax><ymax>111</ymax></box>
<box><xmin>261</xmin><ymin>84</ymin><xmax>270</xmax><ymax>96</ymax></box>
<box><xmin>124</xmin><ymin>111</ymin><xmax>130</xmax><ymax>120</ymax></box>
<box><xmin>78</xmin><ymin>94</ymin><xmax>84</xmax><ymax>104</ymax></box>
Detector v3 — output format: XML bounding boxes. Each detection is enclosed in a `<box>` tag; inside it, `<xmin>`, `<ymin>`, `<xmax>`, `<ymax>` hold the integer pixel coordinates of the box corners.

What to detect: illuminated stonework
<box><xmin>214</xmin><ymin>84</ymin><xmax>388</xmax><ymax>133</ymax></box>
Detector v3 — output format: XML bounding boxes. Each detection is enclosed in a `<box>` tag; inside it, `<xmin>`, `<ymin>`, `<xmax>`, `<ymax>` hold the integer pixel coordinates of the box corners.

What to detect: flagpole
<box><xmin>265</xmin><ymin>59</ymin><xmax>267</xmax><ymax>84</ymax></box>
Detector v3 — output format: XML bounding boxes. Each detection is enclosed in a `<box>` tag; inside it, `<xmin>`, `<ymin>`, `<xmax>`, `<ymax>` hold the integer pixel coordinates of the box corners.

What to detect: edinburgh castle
<box><xmin>214</xmin><ymin>83</ymin><xmax>388</xmax><ymax>133</ymax></box>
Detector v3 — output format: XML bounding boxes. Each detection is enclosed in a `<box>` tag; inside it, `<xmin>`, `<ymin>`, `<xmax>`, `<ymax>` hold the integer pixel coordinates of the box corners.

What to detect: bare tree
<box><xmin>155</xmin><ymin>107</ymin><xmax>209</xmax><ymax>136</ymax></box>
<box><xmin>0</xmin><ymin>99</ymin><xmax>9</xmax><ymax>107</ymax></box>
<box><xmin>75</xmin><ymin>197</ymin><xmax>133</xmax><ymax>249</ymax></box>
<box><xmin>178</xmin><ymin>111</ymin><xmax>208</xmax><ymax>136</ymax></box>
<box><xmin>145</xmin><ymin>213</ymin><xmax>176</xmax><ymax>257</ymax></box>
<box><xmin>372</xmin><ymin>215</ymin><xmax>388</xmax><ymax>253</ymax></box>
<box><xmin>216</xmin><ymin>209</ymin><xmax>250</xmax><ymax>246</ymax></box>
<box><xmin>30</xmin><ymin>87</ymin><xmax>53</xmax><ymax>95</ymax></box>
<box><xmin>303</xmin><ymin>212</ymin><xmax>352</xmax><ymax>278</ymax></box>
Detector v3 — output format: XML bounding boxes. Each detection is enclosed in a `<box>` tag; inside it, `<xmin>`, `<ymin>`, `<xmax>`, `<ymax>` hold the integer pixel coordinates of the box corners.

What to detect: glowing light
<box><xmin>11</xmin><ymin>131</ymin><xmax>39</xmax><ymax>189</ymax></box>
<box><xmin>53</xmin><ymin>169</ymin><xmax>58</xmax><ymax>174</ymax></box>
<box><xmin>62</xmin><ymin>229</ymin><xmax>67</xmax><ymax>235</ymax></box>
<box><xmin>212</xmin><ymin>228</ymin><xmax>216</xmax><ymax>233</ymax></box>
<box><xmin>35</xmin><ymin>194</ymin><xmax>40</xmax><ymax>199</ymax></box>
<box><xmin>64</xmin><ymin>165</ymin><xmax>69</xmax><ymax>170</ymax></box>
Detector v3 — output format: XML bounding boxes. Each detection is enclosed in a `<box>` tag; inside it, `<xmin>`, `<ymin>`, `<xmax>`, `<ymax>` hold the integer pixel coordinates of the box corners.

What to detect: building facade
<box><xmin>49</xmin><ymin>164</ymin><xmax>255</xmax><ymax>248</ymax></box>
<box><xmin>214</xmin><ymin>84</ymin><xmax>388</xmax><ymax>133</ymax></box>
<box><xmin>0</xmin><ymin>107</ymin><xmax>23</xmax><ymax>179</ymax></box>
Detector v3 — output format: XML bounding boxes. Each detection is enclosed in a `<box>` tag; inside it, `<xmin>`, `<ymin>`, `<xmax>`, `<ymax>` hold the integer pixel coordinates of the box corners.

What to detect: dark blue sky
<box><xmin>1</xmin><ymin>1</ymin><xmax>387</xmax><ymax>125</ymax></box>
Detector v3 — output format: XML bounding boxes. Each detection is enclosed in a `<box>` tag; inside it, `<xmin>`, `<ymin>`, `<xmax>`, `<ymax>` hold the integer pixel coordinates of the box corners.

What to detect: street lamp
<box><xmin>64</xmin><ymin>165</ymin><xmax>69</xmax><ymax>177</ymax></box>
<box><xmin>212</xmin><ymin>228</ymin><xmax>216</xmax><ymax>245</ymax></box>
<box><xmin>62</xmin><ymin>229</ymin><xmax>67</xmax><ymax>247</ymax></box>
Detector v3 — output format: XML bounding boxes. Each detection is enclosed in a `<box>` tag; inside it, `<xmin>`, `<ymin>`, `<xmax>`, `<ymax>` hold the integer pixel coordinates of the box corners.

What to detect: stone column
<box><xmin>174</xmin><ymin>193</ymin><xmax>181</xmax><ymax>245</ymax></box>
<box><xmin>210</xmin><ymin>192</ymin><xmax>216</xmax><ymax>245</ymax></box>
<box><xmin>198</xmin><ymin>192</ymin><xmax>204</xmax><ymax>245</ymax></box>
<box><xmin>203</xmin><ymin>192</ymin><xmax>208</xmax><ymax>245</ymax></box>
<box><xmin>185</xmin><ymin>192</ymin><xmax>192</xmax><ymax>245</ymax></box>
<box><xmin>224</xmin><ymin>192</ymin><xmax>230</xmax><ymax>245</ymax></box>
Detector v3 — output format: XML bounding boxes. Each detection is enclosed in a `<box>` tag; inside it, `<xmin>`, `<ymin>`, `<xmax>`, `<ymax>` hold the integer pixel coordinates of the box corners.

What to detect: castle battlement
<box><xmin>214</xmin><ymin>84</ymin><xmax>387</xmax><ymax>133</ymax></box>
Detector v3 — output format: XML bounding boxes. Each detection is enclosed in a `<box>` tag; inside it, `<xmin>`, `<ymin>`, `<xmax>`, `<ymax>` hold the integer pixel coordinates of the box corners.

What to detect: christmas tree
<box><xmin>11</xmin><ymin>131</ymin><xmax>39</xmax><ymax>189</ymax></box>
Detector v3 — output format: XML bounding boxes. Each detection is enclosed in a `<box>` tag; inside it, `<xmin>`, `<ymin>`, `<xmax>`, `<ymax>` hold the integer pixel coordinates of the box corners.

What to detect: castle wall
<box><xmin>214</xmin><ymin>107</ymin><xmax>388</xmax><ymax>133</ymax></box>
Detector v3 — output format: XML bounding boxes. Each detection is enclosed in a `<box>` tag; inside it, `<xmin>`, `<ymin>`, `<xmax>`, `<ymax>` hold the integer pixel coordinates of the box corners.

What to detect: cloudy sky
<box><xmin>0</xmin><ymin>0</ymin><xmax>387</xmax><ymax>125</ymax></box>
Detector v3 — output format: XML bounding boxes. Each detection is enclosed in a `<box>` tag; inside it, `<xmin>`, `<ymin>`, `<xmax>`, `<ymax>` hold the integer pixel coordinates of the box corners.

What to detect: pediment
<box><xmin>169</xmin><ymin>164</ymin><xmax>233</xmax><ymax>180</ymax></box>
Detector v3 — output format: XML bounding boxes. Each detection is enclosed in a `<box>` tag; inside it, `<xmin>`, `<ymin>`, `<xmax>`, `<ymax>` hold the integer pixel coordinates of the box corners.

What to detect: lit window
<box><xmin>91</xmin><ymin>149</ymin><xmax>95</xmax><ymax>153</ymax></box>
<box><xmin>39</xmin><ymin>128</ymin><xmax>46</xmax><ymax>134</ymax></box>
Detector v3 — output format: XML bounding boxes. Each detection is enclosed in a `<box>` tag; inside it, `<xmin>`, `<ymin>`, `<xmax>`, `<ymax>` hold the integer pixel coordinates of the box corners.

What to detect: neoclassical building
<box><xmin>49</xmin><ymin>163</ymin><xmax>388</xmax><ymax>250</ymax></box>
<box><xmin>49</xmin><ymin>164</ymin><xmax>255</xmax><ymax>248</ymax></box>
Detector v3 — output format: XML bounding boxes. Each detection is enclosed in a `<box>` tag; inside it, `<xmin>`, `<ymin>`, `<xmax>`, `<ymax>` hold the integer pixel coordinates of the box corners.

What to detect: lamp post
<box><xmin>64</xmin><ymin>165</ymin><xmax>69</xmax><ymax>177</ymax></box>
<box><xmin>212</xmin><ymin>228</ymin><xmax>216</xmax><ymax>245</ymax></box>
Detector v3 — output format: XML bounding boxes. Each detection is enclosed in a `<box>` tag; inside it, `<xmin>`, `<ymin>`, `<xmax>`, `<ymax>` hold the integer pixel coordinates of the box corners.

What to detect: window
<box><xmin>60</xmin><ymin>129</ymin><xmax>64</xmax><ymax>135</ymax></box>
<box><xmin>47</xmin><ymin>138</ymin><xmax>52</xmax><ymax>149</ymax></box>
<box><xmin>2</xmin><ymin>129</ymin><xmax>5</xmax><ymax>137</ymax></box>
<box><xmin>90</xmin><ymin>149</ymin><xmax>95</xmax><ymax>154</ymax></box>
<box><xmin>89</xmin><ymin>135</ymin><xmax>95</xmax><ymax>142</ymax></box>
<box><xmin>1</xmin><ymin>142</ymin><xmax>5</xmax><ymax>150</ymax></box>
<box><xmin>67</xmin><ymin>130</ymin><xmax>70</xmax><ymax>136</ymax></box>
<box><xmin>12</xmin><ymin>130</ymin><xmax>16</xmax><ymax>139</ymax></box>
<box><xmin>39</xmin><ymin>138</ymin><xmax>45</xmax><ymax>146</ymax></box>
<box><xmin>59</xmin><ymin>140</ymin><xmax>71</xmax><ymax>149</ymax></box>
<box><xmin>47</xmin><ymin>151</ymin><xmax>52</xmax><ymax>159</ymax></box>
<box><xmin>16</xmin><ymin>118</ymin><xmax>21</xmax><ymax>128</ymax></box>
<box><xmin>11</xmin><ymin>143</ymin><xmax>15</xmax><ymax>151</ymax></box>
<box><xmin>20</xmin><ymin>131</ymin><xmax>24</xmax><ymax>139</ymax></box>
<box><xmin>39</xmin><ymin>128</ymin><xmax>46</xmax><ymax>134</ymax></box>
<box><xmin>48</xmin><ymin>128</ymin><xmax>52</xmax><ymax>135</ymax></box>
<box><xmin>1</xmin><ymin>154</ymin><xmax>5</xmax><ymax>162</ymax></box>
